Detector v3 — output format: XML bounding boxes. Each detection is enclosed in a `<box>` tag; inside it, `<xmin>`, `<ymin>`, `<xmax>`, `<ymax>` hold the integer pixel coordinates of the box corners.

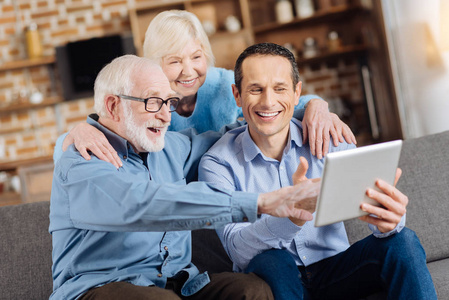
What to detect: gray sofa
<box><xmin>1</xmin><ymin>130</ymin><xmax>448</xmax><ymax>300</ymax></box>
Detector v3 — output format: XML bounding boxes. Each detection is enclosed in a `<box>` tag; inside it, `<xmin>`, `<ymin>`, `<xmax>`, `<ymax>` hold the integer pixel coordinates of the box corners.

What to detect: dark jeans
<box><xmin>79</xmin><ymin>272</ymin><xmax>274</xmax><ymax>300</ymax></box>
<box><xmin>245</xmin><ymin>228</ymin><xmax>437</xmax><ymax>300</ymax></box>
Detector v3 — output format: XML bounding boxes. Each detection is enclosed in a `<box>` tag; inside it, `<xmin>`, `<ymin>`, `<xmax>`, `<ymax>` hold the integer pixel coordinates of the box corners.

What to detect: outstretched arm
<box><xmin>257</xmin><ymin>178</ymin><xmax>320</xmax><ymax>219</ymax></box>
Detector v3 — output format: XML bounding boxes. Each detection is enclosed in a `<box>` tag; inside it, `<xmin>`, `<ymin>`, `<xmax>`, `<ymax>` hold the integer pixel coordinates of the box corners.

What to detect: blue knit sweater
<box><xmin>169</xmin><ymin>67</ymin><xmax>317</xmax><ymax>134</ymax></box>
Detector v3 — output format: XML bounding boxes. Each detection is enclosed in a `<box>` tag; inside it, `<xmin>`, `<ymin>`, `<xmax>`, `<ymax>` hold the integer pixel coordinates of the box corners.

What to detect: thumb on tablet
<box><xmin>394</xmin><ymin>168</ymin><xmax>402</xmax><ymax>186</ymax></box>
<box><xmin>293</xmin><ymin>157</ymin><xmax>309</xmax><ymax>184</ymax></box>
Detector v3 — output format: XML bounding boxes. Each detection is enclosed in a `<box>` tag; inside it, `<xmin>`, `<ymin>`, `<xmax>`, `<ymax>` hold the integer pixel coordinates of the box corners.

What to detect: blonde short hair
<box><xmin>143</xmin><ymin>10</ymin><xmax>215</xmax><ymax>67</ymax></box>
<box><xmin>93</xmin><ymin>55</ymin><xmax>158</xmax><ymax>117</ymax></box>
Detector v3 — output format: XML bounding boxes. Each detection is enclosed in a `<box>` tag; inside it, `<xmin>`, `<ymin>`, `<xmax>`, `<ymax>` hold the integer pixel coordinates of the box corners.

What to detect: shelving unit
<box><xmin>244</xmin><ymin>0</ymin><xmax>401</xmax><ymax>144</ymax></box>
<box><xmin>297</xmin><ymin>44</ymin><xmax>368</xmax><ymax>65</ymax></box>
<box><xmin>0</xmin><ymin>192</ymin><xmax>22</xmax><ymax>207</ymax></box>
<box><xmin>0</xmin><ymin>57</ymin><xmax>59</xmax><ymax>206</ymax></box>
<box><xmin>0</xmin><ymin>56</ymin><xmax>55</xmax><ymax>72</ymax></box>
<box><xmin>0</xmin><ymin>156</ymin><xmax>54</xmax><ymax>207</ymax></box>
<box><xmin>0</xmin><ymin>56</ymin><xmax>61</xmax><ymax>113</ymax></box>
<box><xmin>0</xmin><ymin>95</ymin><xmax>62</xmax><ymax>115</ymax></box>
<box><xmin>252</xmin><ymin>3</ymin><xmax>368</xmax><ymax>34</ymax></box>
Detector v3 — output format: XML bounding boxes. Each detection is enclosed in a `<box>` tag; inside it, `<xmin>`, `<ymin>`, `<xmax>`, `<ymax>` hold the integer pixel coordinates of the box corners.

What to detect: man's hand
<box><xmin>359</xmin><ymin>168</ymin><xmax>408</xmax><ymax>233</ymax></box>
<box><xmin>289</xmin><ymin>157</ymin><xmax>317</xmax><ymax>226</ymax></box>
<box><xmin>257</xmin><ymin>158</ymin><xmax>320</xmax><ymax>220</ymax></box>
<box><xmin>63</xmin><ymin>122</ymin><xmax>122</xmax><ymax>168</ymax></box>
<box><xmin>302</xmin><ymin>99</ymin><xmax>357</xmax><ymax>159</ymax></box>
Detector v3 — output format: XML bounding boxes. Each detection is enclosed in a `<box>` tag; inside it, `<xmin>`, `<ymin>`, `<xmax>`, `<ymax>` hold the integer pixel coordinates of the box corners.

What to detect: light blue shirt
<box><xmin>199</xmin><ymin>119</ymin><xmax>405</xmax><ymax>272</ymax></box>
<box><xmin>49</xmin><ymin>116</ymin><xmax>259</xmax><ymax>300</ymax></box>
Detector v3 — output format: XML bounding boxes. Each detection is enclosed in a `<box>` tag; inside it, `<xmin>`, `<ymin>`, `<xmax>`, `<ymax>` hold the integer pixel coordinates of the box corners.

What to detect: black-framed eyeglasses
<box><xmin>117</xmin><ymin>94</ymin><xmax>180</xmax><ymax>113</ymax></box>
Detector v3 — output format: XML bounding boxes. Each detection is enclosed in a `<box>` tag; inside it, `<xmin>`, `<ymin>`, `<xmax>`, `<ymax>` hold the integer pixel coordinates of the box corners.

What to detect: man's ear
<box><xmin>232</xmin><ymin>84</ymin><xmax>242</xmax><ymax>107</ymax></box>
<box><xmin>104</xmin><ymin>95</ymin><xmax>121</xmax><ymax>121</ymax></box>
<box><xmin>294</xmin><ymin>81</ymin><xmax>302</xmax><ymax>106</ymax></box>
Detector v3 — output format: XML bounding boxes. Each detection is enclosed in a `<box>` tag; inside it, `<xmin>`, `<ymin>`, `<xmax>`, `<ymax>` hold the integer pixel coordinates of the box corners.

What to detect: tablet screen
<box><xmin>314</xmin><ymin>140</ymin><xmax>402</xmax><ymax>227</ymax></box>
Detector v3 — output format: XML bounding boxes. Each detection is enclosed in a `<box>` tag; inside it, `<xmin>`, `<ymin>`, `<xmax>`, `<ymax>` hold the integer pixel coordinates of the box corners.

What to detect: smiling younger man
<box><xmin>199</xmin><ymin>43</ymin><xmax>436</xmax><ymax>299</ymax></box>
<box><xmin>49</xmin><ymin>54</ymin><xmax>325</xmax><ymax>300</ymax></box>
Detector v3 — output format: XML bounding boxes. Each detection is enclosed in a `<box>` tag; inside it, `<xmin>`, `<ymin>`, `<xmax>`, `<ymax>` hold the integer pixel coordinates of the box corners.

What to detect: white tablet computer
<box><xmin>314</xmin><ymin>140</ymin><xmax>403</xmax><ymax>227</ymax></box>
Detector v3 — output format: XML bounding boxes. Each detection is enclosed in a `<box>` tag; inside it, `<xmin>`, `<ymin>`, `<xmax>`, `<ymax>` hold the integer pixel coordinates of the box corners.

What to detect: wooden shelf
<box><xmin>132</xmin><ymin>0</ymin><xmax>184</xmax><ymax>11</ymax></box>
<box><xmin>298</xmin><ymin>44</ymin><xmax>368</xmax><ymax>65</ymax></box>
<box><xmin>0</xmin><ymin>192</ymin><xmax>22</xmax><ymax>207</ymax></box>
<box><xmin>253</xmin><ymin>4</ymin><xmax>368</xmax><ymax>35</ymax></box>
<box><xmin>0</xmin><ymin>156</ymin><xmax>53</xmax><ymax>172</ymax></box>
<box><xmin>208</xmin><ymin>28</ymin><xmax>251</xmax><ymax>40</ymax></box>
<box><xmin>0</xmin><ymin>56</ymin><xmax>55</xmax><ymax>72</ymax></box>
<box><xmin>0</xmin><ymin>95</ymin><xmax>62</xmax><ymax>115</ymax></box>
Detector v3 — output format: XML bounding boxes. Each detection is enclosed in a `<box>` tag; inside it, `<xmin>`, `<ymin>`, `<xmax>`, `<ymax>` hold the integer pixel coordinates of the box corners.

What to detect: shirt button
<box><xmin>123</xmin><ymin>155</ymin><xmax>127</xmax><ymax>159</ymax></box>
<box><xmin>164</xmin><ymin>246</ymin><xmax>168</xmax><ymax>251</ymax></box>
<box><xmin>157</xmin><ymin>273</ymin><xmax>162</xmax><ymax>277</ymax></box>
<box><xmin>280</xmin><ymin>166</ymin><xmax>285</xmax><ymax>170</ymax></box>
<box><xmin>303</xmin><ymin>256</ymin><xmax>307</xmax><ymax>260</ymax></box>
<box><xmin>206</xmin><ymin>222</ymin><xmax>211</xmax><ymax>226</ymax></box>
<box><xmin>243</xmin><ymin>217</ymin><xmax>248</xmax><ymax>222</ymax></box>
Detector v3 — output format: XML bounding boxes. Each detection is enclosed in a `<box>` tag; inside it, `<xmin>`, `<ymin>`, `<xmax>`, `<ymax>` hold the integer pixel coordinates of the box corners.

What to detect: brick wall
<box><xmin>0</xmin><ymin>0</ymin><xmax>136</xmax><ymax>163</ymax></box>
<box><xmin>0</xmin><ymin>0</ymin><xmax>367</xmax><ymax>163</ymax></box>
<box><xmin>300</xmin><ymin>58</ymin><xmax>369</xmax><ymax>140</ymax></box>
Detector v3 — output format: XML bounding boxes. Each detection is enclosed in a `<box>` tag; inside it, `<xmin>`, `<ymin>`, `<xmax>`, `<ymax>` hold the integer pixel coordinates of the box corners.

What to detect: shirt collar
<box><xmin>242</xmin><ymin>118</ymin><xmax>304</xmax><ymax>162</ymax></box>
<box><xmin>87</xmin><ymin>114</ymin><xmax>134</xmax><ymax>160</ymax></box>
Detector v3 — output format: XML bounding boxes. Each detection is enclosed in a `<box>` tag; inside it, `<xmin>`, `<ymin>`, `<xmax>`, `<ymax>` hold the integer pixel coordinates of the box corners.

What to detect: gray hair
<box><xmin>143</xmin><ymin>10</ymin><xmax>215</xmax><ymax>67</ymax></box>
<box><xmin>94</xmin><ymin>55</ymin><xmax>156</xmax><ymax>117</ymax></box>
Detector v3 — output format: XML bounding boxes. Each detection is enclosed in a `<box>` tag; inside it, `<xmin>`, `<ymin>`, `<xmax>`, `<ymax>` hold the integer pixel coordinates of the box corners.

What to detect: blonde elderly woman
<box><xmin>58</xmin><ymin>10</ymin><xmax>356</xmax><ymax>168</ymax></box>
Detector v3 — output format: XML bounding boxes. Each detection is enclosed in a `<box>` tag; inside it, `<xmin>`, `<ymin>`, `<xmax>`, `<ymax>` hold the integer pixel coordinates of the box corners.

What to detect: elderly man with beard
<box><xmin>49</xmin><ymin>55</ymin><xmax>321</xmax><ymax>300</ymax></box>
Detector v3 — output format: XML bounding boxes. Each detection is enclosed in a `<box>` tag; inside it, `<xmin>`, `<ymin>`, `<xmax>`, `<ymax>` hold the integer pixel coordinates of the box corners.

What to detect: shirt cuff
<box><xmin>231</xmin><ymin>191</ymin><xmax>258</xmax><ymax>223</ymax></box>
<box><xmin>264</xmin><ymin>216</ymin><xmax>301</xmax><ymax>241</ymax></box>
<box><xmin>370</xmin><ymin>214</ymin><xmax>406</xmax><ymax>238</ymax></box>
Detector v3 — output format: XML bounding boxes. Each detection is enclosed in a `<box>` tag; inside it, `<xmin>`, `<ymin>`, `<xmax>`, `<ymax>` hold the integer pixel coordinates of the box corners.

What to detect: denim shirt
<box><xmin>199</xmin><ymin>119</ymin><xmax>405</xmax><ymax>272</ymax></box>
<box><xmin>49</xmin><ymin>116</ymin><xmax>258</xmax><ymax>300</ymax></box>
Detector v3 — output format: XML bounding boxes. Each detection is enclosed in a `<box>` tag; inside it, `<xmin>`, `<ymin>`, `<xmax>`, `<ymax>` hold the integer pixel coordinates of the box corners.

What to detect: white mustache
<box><xmin>145</xmin><ymin>121</ymin><xmax>170</xmax><ymax>129</ymax></box>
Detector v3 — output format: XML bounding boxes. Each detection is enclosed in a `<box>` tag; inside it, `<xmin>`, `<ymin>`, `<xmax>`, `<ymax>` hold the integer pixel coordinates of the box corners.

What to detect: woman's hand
<box><xmin>302</xmin><ymin>99</ymin><xmax>357</xmax><ymax>159</ymax></box>
<box><xmin>63</xmin><ymin>122</ymin><xmax>122</xmax><ymax>168</ymax></box>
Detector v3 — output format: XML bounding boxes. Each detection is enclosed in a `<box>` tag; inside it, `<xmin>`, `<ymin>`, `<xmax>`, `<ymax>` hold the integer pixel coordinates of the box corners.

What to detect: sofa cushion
<box><xmin>427</xmin><ymin>258</ymin><xmax>449</xmax><ymax>299</ymax></box>
<box><xmin>0</xmin><ymin>201</ymin><xmax>52</xmax><ymax>300</ymax></box>
<box><xmin>345</xmin><ymin>130</ymin><xmax>449</xmax><ymax>263</ymax></box>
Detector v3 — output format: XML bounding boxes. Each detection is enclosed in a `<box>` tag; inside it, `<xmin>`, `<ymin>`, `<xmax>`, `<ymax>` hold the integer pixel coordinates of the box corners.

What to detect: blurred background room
<box><xmin>0</xmin><ymin>0</ymin><xmax>448</xmax><ymax>206</ymax></box>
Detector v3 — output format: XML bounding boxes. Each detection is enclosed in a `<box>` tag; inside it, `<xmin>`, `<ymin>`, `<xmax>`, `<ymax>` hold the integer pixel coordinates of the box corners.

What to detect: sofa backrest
<box><xmin>1</xmin><ymin>131</ymin><xmax>447</xmax><ymax>300</ymax></box>
<box><xmin>345</xmin><ymin>130</ymin><xmax>449</xmax><ymax>263</ymax></box>
<box><xmin>0</xmin><ymin>201</ymin><xmax>52</xmax><ymax>300</ymax></box>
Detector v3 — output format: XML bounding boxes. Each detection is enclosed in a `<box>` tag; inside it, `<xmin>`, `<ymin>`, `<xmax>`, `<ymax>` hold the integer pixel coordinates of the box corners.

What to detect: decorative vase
<box><xmin>295</xmin><ymin>0</ymin><xmax>315</xmax><ymax>18</ymax></box>
<box><xmin>276</xmin><ymin>0</ymin><xmax>294</xmax><ymax>23</ymax></box>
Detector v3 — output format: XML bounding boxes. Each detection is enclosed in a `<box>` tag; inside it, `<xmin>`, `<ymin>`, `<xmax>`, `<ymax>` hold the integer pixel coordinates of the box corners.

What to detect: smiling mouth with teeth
<box><xmin>178</xmin><ymin>78</ymin><xmax>196</xmax><ymax>84</ymax></box>
<box><xmin>148</xmin><ymin>127</ymin><xmax>161</xmax><ymax>133</ymax></box>
<box><xmin>256</xmin><ymin>111</ymin><xmax>280</xmax><ymax>117</ymax></box>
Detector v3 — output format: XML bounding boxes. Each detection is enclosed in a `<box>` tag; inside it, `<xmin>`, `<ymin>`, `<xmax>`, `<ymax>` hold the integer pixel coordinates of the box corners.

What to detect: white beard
<box><xmin>122</xmin><ymin>104</ymin><xmax>169</xmax><ymax>152</ymax></box>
